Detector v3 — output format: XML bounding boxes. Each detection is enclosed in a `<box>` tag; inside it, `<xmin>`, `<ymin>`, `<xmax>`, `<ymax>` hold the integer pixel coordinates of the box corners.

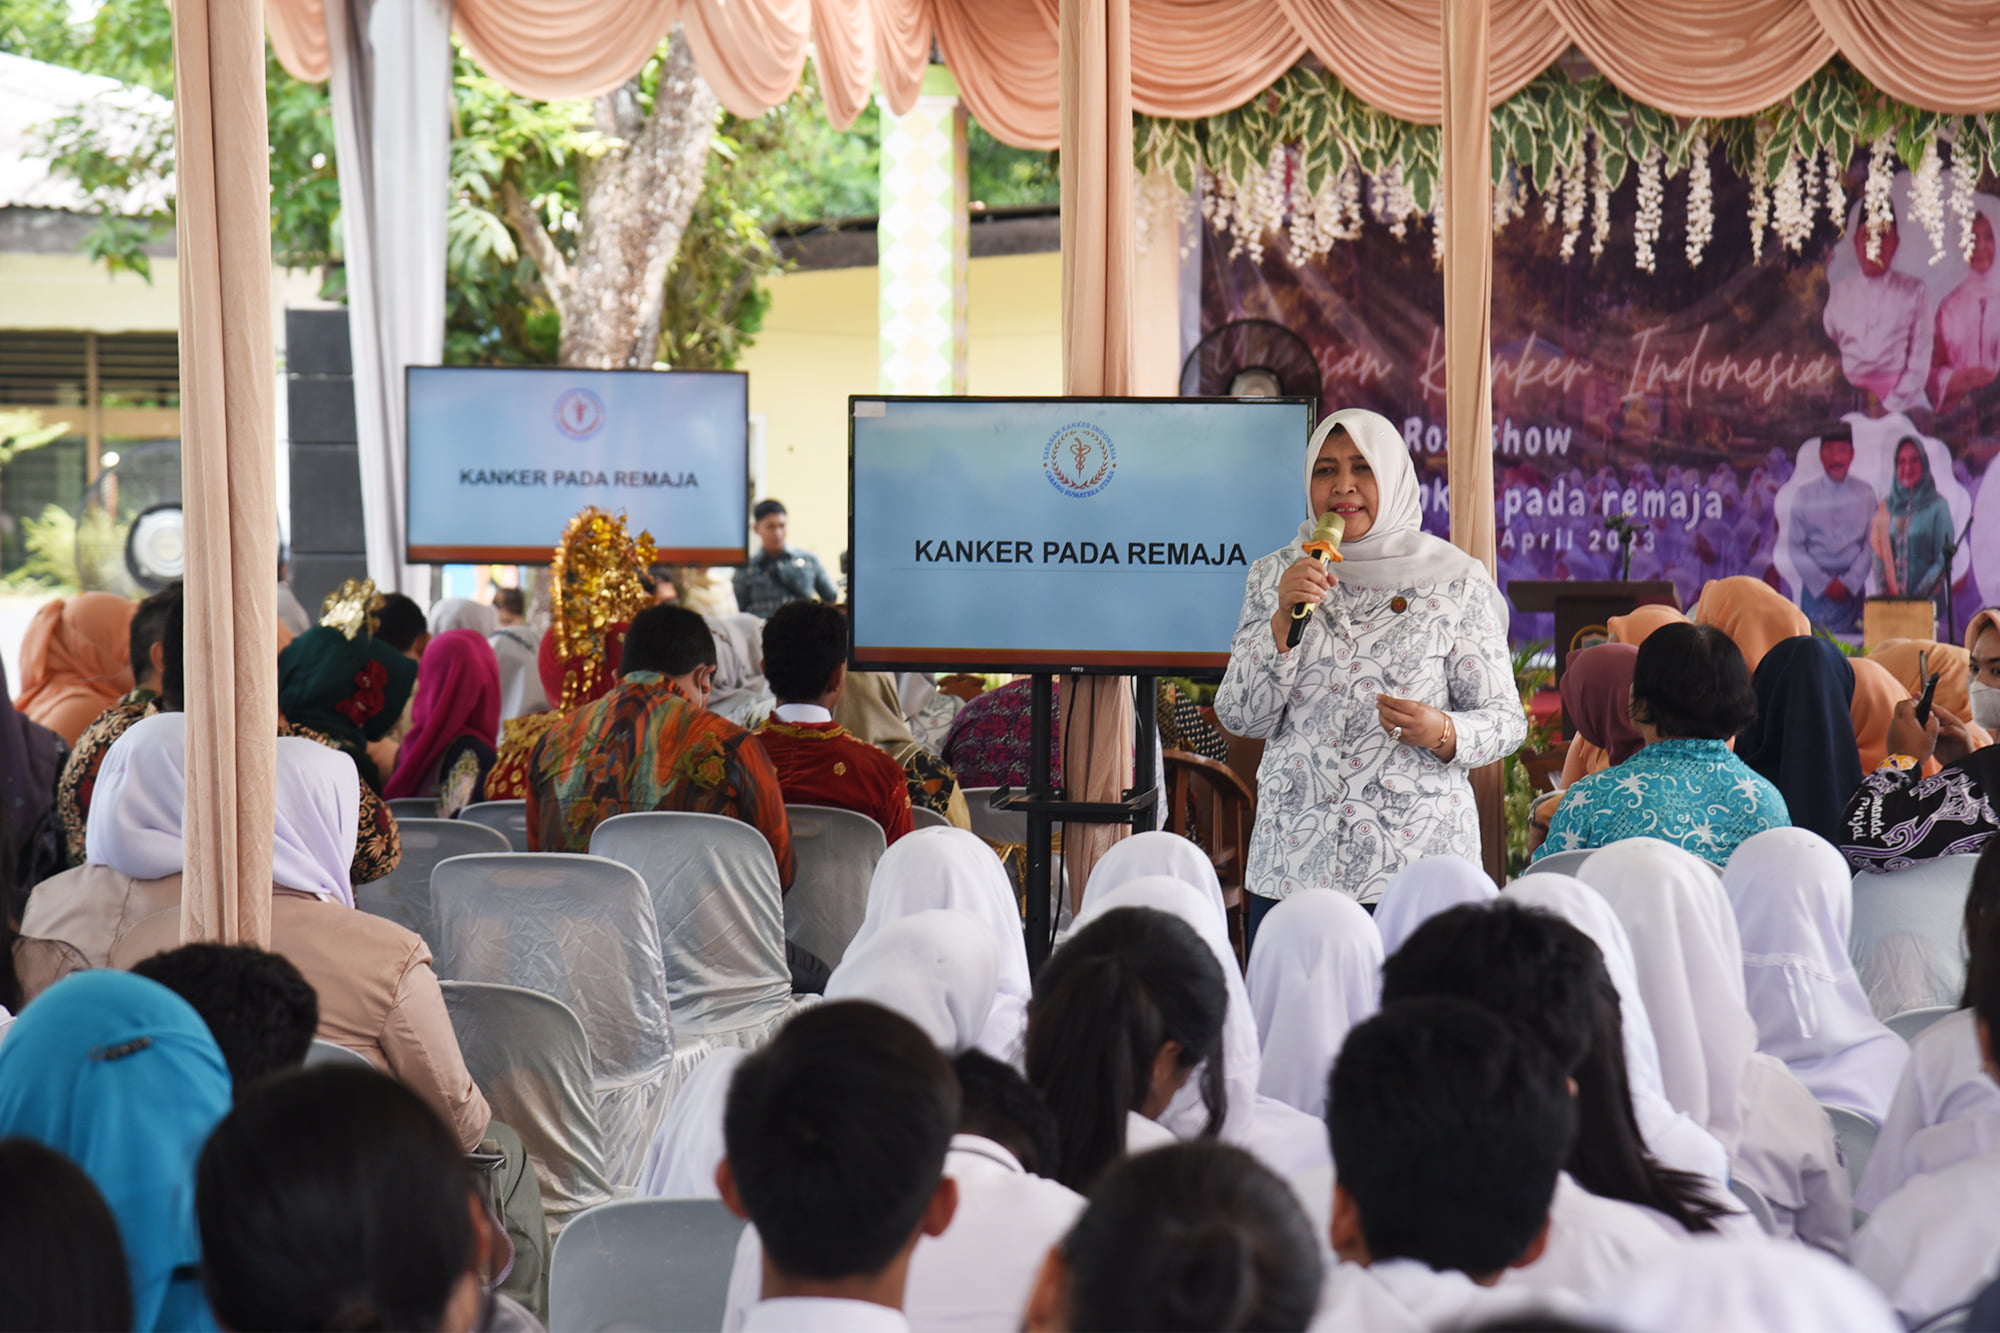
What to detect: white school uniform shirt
<box><xmin>1497</xmin><ymin>1174</ymin><xmax>1687</xmax><ymax>1301</ymax></box>
<box><xmin>1592</xmin><ymin>1234</ymin><xmax>1902</xmax><ymax>1333</ymax></box>
<box><xmin>740</xmin><ymin>1298</ymin><xmax>908</xmax><ymax>1333</ymax></box>
<box><xmin>723</xmin><ymin>1135</ymin><xmax>1084</xmax><ymax>1333</ymax></box>
<box><xmin>1732</xmin><ymin>1053</ymin><xmax>1853</xmax><ymax>1254</ymax></box>
<box><xmin>1362</xmin><ymin>1258</ymin><xmax>1584</xmax><ymax>1330</ymax></box>
<box><xmin>1856</xmin><ymin>1007</ymin><xmax>2000</xmax><ymax>1212</ymax></box>
<box><xmin>1852</xmin><ymin>1148</ymin><xmax>2000</xmax><ymax>1329</ymax></box>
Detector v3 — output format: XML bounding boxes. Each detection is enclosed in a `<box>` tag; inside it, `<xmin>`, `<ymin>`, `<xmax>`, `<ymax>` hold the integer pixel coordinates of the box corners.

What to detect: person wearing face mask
<box><xmin>1215</xmin><ymin>409</ymin><xmax>1526</xmax><ymax>937</ymax></box>
<box><xmin>524</xmin><ymin>603</ymin><xmax>794</xmax><ymax>884</ymax></box>
<box><xmin>1838</xmin><ymin>607</ymin><xmax>2000</xmax><ymax>872</ymax></box>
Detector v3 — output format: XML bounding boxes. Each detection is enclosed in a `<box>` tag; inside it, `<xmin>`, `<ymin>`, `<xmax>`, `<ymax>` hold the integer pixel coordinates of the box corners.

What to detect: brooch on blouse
<box><xmin>1390</xmin><ymin>596</ymin><xmax>1408</xmax><ymax>614</ymax></box>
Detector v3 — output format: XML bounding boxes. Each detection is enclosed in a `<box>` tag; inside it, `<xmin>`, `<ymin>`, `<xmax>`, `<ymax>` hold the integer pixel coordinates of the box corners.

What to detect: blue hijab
<box><xmin>0</xmin><ymin>971</ymin><xmax>231</xmax><ymax>1331</ymax></box>
<box><xmin>1738</xmin><ymin>636</ymin><xmax>1866</xmax><ymax>846</ymax></box>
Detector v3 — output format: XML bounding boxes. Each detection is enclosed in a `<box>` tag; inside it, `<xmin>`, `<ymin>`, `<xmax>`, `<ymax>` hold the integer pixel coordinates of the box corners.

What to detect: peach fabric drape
<box><xmin>1057</xmin><ymin>0</ymin><xmax>1136</xmax><ymax>902</ymax></box>
<box><xmin>176</xmin><ymin>0</ymin><xmax>279</xmax><ymax>947</ymax></box>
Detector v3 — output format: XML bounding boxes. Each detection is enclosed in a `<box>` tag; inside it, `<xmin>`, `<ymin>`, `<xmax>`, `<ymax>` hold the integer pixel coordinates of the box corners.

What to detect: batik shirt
<box><xmin>943</xmin><ymin>680</ymin><xmax>1063</xmax><ymax>790</ymax></box>
<box><xmin>1840</xmin><ymin>757</ymin><xmax>1999</xmax><ymax>872</ymax></box>
<box><xmin>525</xmin><ymin>671</ymin><xmax>795</xmax><ymax>884</ymax></box>
<box><xmin>1216</xmin><ymin>559</ymin><xmax>1526</xmax><ymax>904</ymax></box>
<box><xmin>1534</xmin><ymin>739</ymin><xmax>1790</xmax><ymax>865</ymax></box>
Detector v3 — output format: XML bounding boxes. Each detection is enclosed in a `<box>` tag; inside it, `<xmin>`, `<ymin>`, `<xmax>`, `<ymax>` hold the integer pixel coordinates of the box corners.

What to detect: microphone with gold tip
<box><xmin>1285</xmin><ymin>512</ymin><xmax>1346</xmax><ymax>649</ymax></box>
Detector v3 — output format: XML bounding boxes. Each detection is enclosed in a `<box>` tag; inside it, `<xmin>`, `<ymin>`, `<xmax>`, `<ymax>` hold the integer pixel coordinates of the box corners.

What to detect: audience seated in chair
<box><xmin>525</xmin><ymin>604</ymin><xmax>793</xmax><ymax>885</ymax></box>
<box><xmin>754</xmin><ymin>600</ymin><xmax>914</xmax><ymax>846</ymax></box>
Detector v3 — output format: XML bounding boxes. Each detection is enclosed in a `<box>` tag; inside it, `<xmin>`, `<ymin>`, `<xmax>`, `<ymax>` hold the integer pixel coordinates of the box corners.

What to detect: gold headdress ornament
<box><xmin>550</xmin><ymin>506</ymin><xmax>657</xmax><ymax>710</ymax></box>
<box><xmin>318</xmin><ymin>578</ymin><xmax>384</xmax><ymax>641</ymax></box>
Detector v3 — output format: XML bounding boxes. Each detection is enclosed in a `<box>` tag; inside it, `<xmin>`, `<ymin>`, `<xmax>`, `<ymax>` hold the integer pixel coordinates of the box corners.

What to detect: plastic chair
<box><xmin>462</xmin><ymin>799</ymin><xmax>532</xmax><ymax>853</ymax></box>
<box><xmin>783</xmin><ymin>804</ymin><xmax>887</xmax><ymax>969</ymax></box>
<box><xmin>1824</xmin><ymin>1104</ymin><xmax>1879</xmax><ymax>1200</ymax></box>
<box><xmin>441</xmin><ymin>980</ymin><xmax>615</xmax><ymax>1233</ymax></box>
<box><xmin>432</xmin><ymin>853</ymin><xmax>676</xmax><ymax>1185</ymax></box>
<box><xmin>1729</xmin><ymin>1177</ymin><xmax>1778</xmax><ymax>1236</ymax></box>
<box><xmin>1887</xmin><ymin>1004</ymin><xmax>1958</xmax><ymax>1042</ymax></box>
<box><xmin>387</xmin><ymin>796</ymin><xmax>439</xmax><ymax>820</ymax></box>
<box><xmin>548</xmin><ymin>1198</ymin><xmax>747</xmax><ymax>1333</ymax></box>
<box><xmin>590</xmin><ymin>812</ymin><xmax>798</xmax><ymax>1050</ymax></box>
<box><xmin>303</xmin><ymin>1038</ymin><xmax>371</xmax><ymax>1069</ymax></box>
<box><xmin>1850</xmin><ymin>856</ymin><xmax>1978</xmax><ymax>1018</ymax></box>
<box><xmin>1523</xmin><ymin>847</ymin><xmax>1595</xmax><ymax>879</ymax></box>
<box><xmin>911</xmin><ymin>805</ymin><xmax>952</xmax><ymax>831</ymax></box>
<box><xmin>355</xmin><ymin>817</ymin><xmax>510</xmax><ymax>950</ymax></box>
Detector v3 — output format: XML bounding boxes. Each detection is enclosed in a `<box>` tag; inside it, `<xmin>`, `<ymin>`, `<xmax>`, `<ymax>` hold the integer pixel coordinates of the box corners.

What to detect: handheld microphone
<box><xmin>1286</xmin><ymin>512</ymin><xmax>1346</xmax><ymax>648</ymax></box>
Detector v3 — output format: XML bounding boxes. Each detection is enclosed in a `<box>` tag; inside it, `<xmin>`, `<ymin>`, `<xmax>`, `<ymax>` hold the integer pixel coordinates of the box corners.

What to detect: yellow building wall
<box><xmin>0</xmin><ymin>251</ymin><xmax>330</xmax><ymax>333</ymax></box>
<box><xmin>738</xmin><ymin>249</ymin><xmax>1063</xmax><ymax>572</ymax></box>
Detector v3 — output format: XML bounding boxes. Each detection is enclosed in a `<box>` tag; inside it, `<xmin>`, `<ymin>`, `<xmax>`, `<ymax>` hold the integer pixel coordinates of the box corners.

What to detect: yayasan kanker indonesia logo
<box><xmin>1044</xmin><ymin>422</ymin><xmax>1116</xmax><ymax>498</ymax></box>
<box><xmin>554</xmin><ymin>388</ymin><xmax>607</xmax><ymax>441</ymax></box>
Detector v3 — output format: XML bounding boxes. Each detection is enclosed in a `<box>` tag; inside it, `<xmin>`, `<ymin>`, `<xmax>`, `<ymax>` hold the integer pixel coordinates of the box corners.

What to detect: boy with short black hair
<box><xmin>131</xmin><ymin>943</ymin><xmax>319</xmax><ymax>1097</ymax></box>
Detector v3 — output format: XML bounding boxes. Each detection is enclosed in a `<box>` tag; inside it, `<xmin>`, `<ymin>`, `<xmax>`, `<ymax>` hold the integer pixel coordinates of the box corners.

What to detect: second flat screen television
<box><xmin>850</xmin><ymin>396</ymin><xmax>1315</xmax><ymax>674</ymax></box>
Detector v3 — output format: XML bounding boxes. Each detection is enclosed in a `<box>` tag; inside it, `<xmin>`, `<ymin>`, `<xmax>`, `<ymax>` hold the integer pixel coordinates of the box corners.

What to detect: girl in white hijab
<box><xmin>1580</xmin><ymin>838</ymin><xmax>1851</xmax><ymax>1253</ymax></box>
<box><xmin>1245</xmin><ymin>890</ymin><xmax>1380</xmax><ymax>1118</ymax></box>
<box><xmin>1374</xmin><ymin>854</ymin><xmax>1497</xmax><ymax>956</ymax></box>
<box><xmin>823</xmin><ymin>910</ymin><xmax>998</xmax><ymax>1055</ymax></box>
<box><xmin>1214</xmin><ymin>408</ymin><xmax>1526</xmax><ymax>919</ymax></box>
<box><xmin>1856</xmin><ymin>1009</ymin><xmax>2000</xmax><ymax>1212</ymax></box>
<box><xmin>1507</xmin><ymin>872</ymin><xmax>1731</xmax><ymax>1189</ymax></box>
<box><xmin>1082</xmin><ymin>831</ymin><xmax>1229</xmax><ymax>925</ymax></box>
<box><xmin>846</xmin><ymin>827</ymin><xmax>1029</xmax><ymax>1062</ymax></box>
<box><xmin>1722</xmin><ymin>828</ymin><xmax>1909</xmax><ymax>1125</ymax></box>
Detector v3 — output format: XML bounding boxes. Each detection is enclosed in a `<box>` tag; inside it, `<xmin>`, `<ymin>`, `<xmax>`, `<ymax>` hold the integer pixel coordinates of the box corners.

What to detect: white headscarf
<box><xmin>1072</xmin><ymin>875</ymin><xmax>1259</xmax><ymax>1144</ymax></box>
<box><xmin>848</xmin><ymin>827</ymin><xmax>1029</xmax><ymax>1062</ymax></box>
<box><xmin>1081</xmin><ymin>831</ymin><xmax>1228</xmax><ymax>925</ymax></box>
<box><xmin>1722</xmin><ymin>828</ymin><xmax>1910</xmax><ymax>1124</ymax></box>
<box><xmin>272</xmin><ymin>735</ymin><xmax>360</xmax><ymax>908</ymax></box>
<box><xmin>1580</xmin><ymin>839</ymin><xmax>1760</xmax><ymax>1152</ymax></box>
<box><xmin>637</xmin><ymin>1046</ymin><xmax>746</xmax><ymax>1199</ymax></box>
<box><xmin>1299</xmin><ymin>408</ymin><xmax>1491</xmax><ymax>593</ymax></box>
<box><xmin>1374</xmin><ymin>855</ymin><xmax>1497</xmax><ymax>955</ymax></box>
<box><xmin>824</xmin><ymin>910</ymin><xmax>998</xmax><ymax>1054</ymax></box>
<box><xmin>1507</xmin><ymin>872</ymin><xmax>1732</xmax><ymax>1186</ymax></box>
<box><xmin>1246</xmin><ymin>889</ymin><xmax>1381</xmax><ymax>1118</ymax></box>
<box><xmin>85</xmin><ymin>711</ymin><xmax>187</xmax><ymax>880</ymax></box>
<box><xmin>1589</xmin><ymin>1235</ymin><xmax>1900</xmax><ymax>1333</ymax></box>
<box><xmin>428</xmin><ymin>597</ymin><xmax>498</xmax><ymax>636</ymax></box>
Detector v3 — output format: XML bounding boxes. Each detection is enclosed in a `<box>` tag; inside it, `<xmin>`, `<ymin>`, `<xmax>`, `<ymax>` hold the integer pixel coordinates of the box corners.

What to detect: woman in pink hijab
<box><xmin>383</xmin><ymin>629</ymin><xmax>501</xmax><ymax>817</ymax></box>
<box><xmin>14</xmin><ymin>593</ymin><xmax>136</xmax><ymax>745</ymax></box>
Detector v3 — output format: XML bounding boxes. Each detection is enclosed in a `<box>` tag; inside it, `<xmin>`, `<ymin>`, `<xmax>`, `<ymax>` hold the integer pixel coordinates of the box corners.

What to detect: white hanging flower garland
<box><xmin>1633</xmin><ymin>146</ymin><xmax>1664</xmax><ymax>272</ymax></box>
<box><xmin>1910</xmin><ymin>138</ymin><xmax>1946</xmax><ymax>263</ymax></box>
<box><xmin>1864</xmin><ymin>132</ymin><xmax>1896</xmax><ymax>262</ymax></box>
<box><xmin>1950</xmin><ymin>139</ymin><xmax>1980</xmax><ymax>263</ymax></box>
<box><xmin>1685</xmin><ymin>134</ymin><xmax>1714</xmax><ymax>268</ymax></box>
<box><xmin>1824</xmin><ymin>146</ymin><xmax>1848</xmax><ymax>236</ymax></box>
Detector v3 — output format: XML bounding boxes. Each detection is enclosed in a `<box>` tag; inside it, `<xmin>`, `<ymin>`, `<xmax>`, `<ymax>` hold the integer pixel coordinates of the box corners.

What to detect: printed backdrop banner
<box><xmin>1200</xmin><ymin>154</ymin><xmax>2000</xmax><ymax>645</ymax></box>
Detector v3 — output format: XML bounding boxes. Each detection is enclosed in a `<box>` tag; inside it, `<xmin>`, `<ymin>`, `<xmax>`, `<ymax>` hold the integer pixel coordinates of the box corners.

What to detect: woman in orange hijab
<box><xmin>1870</xmin><ymin>639</ymin><xmax>1993</xmax><ymax>752</ymax></box>
<box><xmin>1850</xmin><ymin>654</ymin><xmax>1917</xmax><ymax>773</ymax></box>
<box><xmin>1691</xmin><ymin>576</ymin><xmax>1811</xmax><ymax>676</ymax></box>
<box><xmin>14</xmin><ymin>594</ymin><xmax>136</xmax><ymax>745</ymax></box>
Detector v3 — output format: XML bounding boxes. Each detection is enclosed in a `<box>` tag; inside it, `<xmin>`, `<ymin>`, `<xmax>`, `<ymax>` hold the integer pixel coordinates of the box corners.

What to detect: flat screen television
<box><xmin>848</xmin><ymin>395</ymin><xmax>1315</xmax><ymax>674</ymax></box>
<box><xmin>405</xmin><ymin>365</ymin><xmax>749</xmax><ymax>564</ymax></box>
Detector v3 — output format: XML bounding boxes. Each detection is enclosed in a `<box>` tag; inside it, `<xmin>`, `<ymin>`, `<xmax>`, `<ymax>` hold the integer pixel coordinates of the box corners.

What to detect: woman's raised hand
<box><xmin>1270</xmin><ymin>557</ymin><xmax>1336</xmax><ymax>652</ymax></box>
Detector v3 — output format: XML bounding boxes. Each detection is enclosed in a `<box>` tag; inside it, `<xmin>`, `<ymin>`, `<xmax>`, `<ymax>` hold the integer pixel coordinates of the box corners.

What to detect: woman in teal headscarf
<box><xmin>1872</xmin><ymin>435</ymin><xmax>1957</xmax><ymax>620</ymax></box>
<box><xmin>0</xmin><ymin>970</ymin><xmax>232</xmax><ymax>1331</ymax></box>
<box><xmin>278</xmin><ymin>624</ymin><xmax>418</xmax><ymax>792</ymax></box>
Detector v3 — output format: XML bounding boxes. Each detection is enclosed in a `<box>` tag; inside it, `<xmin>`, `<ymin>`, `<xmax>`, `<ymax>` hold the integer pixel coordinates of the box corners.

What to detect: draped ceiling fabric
<box><xmin>263</xmin><ymin>0</ymin><xmax>2000</xmax><ymax>141</ymax></box>
<box><xmin>176</xmin><ymin>0</ymin><xmax>279</xmax><ymax>946</ymax></box>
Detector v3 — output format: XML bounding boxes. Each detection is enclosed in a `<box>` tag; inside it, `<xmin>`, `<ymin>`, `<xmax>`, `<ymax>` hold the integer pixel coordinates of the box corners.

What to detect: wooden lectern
<box><xmin>1509</xmin><ymin>580</ymin><xmax>1680</xmax><ymax>735</ymax></box>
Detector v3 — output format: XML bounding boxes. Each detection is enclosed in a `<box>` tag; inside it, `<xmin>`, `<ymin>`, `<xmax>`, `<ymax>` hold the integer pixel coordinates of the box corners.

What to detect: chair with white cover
<box><xmin>461</xmin><ymin>799</ymin><xmax>531</xmax><ymax>852</ymax></box>
<box><xmin>356</xmin><ymin>817</ymin><xmax>510</xmax><ymax>949</ymax></box>
<box><xmin>1850</xmin><ymin>856</ymin><xmax>1978</xmax><ymax>1018</ymax></box>
<box><xmin>440</xmin><ymin>980</ymin><xmax>614</xmax><ymax>1234</ymax></box>
<box><xmin>1524</xmin><ymin>847</ymin><xmax>1595</xmax><ymax>880</ymax></box>
<box><xmin>911</xmin><ymin>805</ymin><xmax>951</xmax><ymax>831</ymax></box>
<box><xmin>782</xmin><ymin>804</ymin><xmax>886</xmax><ymax>969</ymax></box>
<box><xmin>387</xmin><ymin>797</ymin><xmax>439</xmax><ymax>820</ymax></box>
<box><xmin>1823</xmin><ymin>1104</ymin><xmax>1879</xmax><ymax>1200</ymax></box>
<box><xmin>1729</xmin><ymin>1177</ymin><xmax>1779</xmax><ymax>1236</ymax></box>
<box><xmin>590</xmin><ymin>812</ymin><xmax>801</xmax><ymax>1050</ymax></box>
<box><xmin>1886</xmin><ymin>1004</ymin><xmax>1958</xmax><ymax>1042</ymax></box>
<box><xmin>431</xmin><ymin>853</ymin><xmax>681</xmax><ymax>1186</ymax></box>
<box><xmin>548</xmin><ymin>1198</ymin><xmax>747</xmax><ymax>1333</ymax></box>
<box><xmin>303</xmin><ymin>1038</ymin><xmax>371</xmax><ymax>1069</ymax></box>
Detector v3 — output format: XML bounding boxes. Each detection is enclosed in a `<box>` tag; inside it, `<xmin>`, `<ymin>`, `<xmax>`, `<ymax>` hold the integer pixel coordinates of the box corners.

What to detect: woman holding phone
<box><xmin>1215</xmin><ymin>408</ymin><xmax>1525</xmax><ymax>942</ymax></box>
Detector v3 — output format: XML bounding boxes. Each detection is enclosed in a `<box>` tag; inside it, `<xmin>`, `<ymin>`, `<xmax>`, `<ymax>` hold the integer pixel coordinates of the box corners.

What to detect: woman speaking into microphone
<box><xmin>1216</xmin><ymin>408</ymin><xmax>1525</xmax><ymax>943</ymax></box>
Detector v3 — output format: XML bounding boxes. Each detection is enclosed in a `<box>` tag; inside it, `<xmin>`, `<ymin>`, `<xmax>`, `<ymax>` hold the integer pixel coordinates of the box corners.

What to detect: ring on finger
<box><xmin>1390</xmin><ymin>725</ymin><xmax>1404</xmax><ymax>741</ymax></box>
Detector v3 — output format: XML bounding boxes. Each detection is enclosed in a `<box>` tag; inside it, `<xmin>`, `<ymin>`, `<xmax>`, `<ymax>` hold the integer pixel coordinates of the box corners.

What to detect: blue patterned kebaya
<box><xmin>1534</xmin><ymin>738</ymin><xmax>1791</xmax><ymax>865</ymax></box>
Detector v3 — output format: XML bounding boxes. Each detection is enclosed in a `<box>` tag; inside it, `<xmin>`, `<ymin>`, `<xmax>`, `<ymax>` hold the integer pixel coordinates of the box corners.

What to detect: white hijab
<box><xmin>1081</xmin><ymin>831</ymin><xmax>1228</xmax><ymax>925</ymax></box>
<box><xmin>1590</xmin><ymin>1235</ymin><xmax>1901</xmax><ymax>1333</ymax></box>
<box><xmin>1072</xmin><ymin>875</ymin><xmax>1259</xmax><ymax>1144</ymax></box>
<box><xmin>1722</xmin><ymin>828</ymin><xmax>1910</xmax><ymax>1124</ymax></box>
<box><xmin>1580</xmin><ymin>839</ymin><xmax>1760</xmax><ymax>1152</ymax></box>
<box><xmin>1246</xmin><ymin>889</ymin><xmax>1381</xmax><ymax>1118</ymax></box>
<box><xmin>272</xmin><ymin>735</ymin><xmax>360</xmax><ymax>908</ymax></box>
<box><xmin>637</xmin><ymin>1046</ymin><xmax>746</xmax><ymax>1199</ymax></box>
<box><xmin>428</xmin><ymin>597</ymin><xmax>497</xmax><ymax>636</ymax></box>
<box><xmin>1507</xmin><ymin>872</ymin><xmax>1732</xmax><ymax>1186</ymax></box>
<box><xmin>848</xmin><ymin>827</ymin><xmax>1029</xmax><ymax>1062</ymax></box>
<box><xmin>1374</xmin><ymin>855</ymin><xmax>1497</xmax><ymax>955</ymax></box>
<box><xmin>824</xmin><ymin>910</ymin><xmax>998</xmax><ymax>1055</ymax></box>
<box><xmin>85</xmin><ymin>711</ymin><xmax>187</xmax><ymax>880</ymax></box>
<box><xmin>1298</xmin><ymin>408</ymin><xmax>1490</xmax><ymax>593</ymax></box>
